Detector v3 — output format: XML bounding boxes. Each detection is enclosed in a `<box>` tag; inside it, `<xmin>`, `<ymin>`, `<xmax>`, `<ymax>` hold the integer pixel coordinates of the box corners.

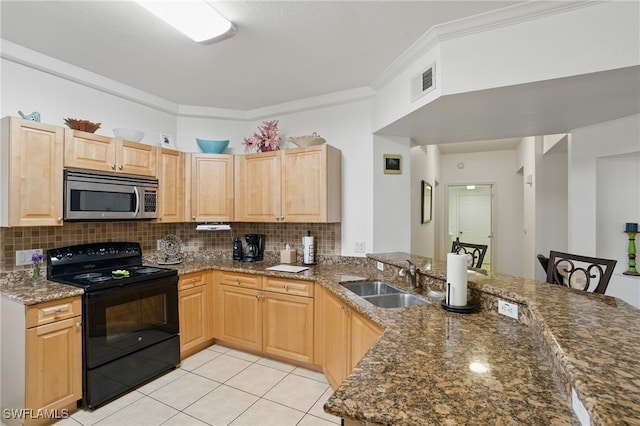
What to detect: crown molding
<box><xmin>370</xmin><ymin>1</ymin><xmax>603</xmax><ymax>89</ymax></box>
<box><xmin>1</xmin><ymin>39</ymin><xmax>180</xmax><ymax>115</ymax></box>
<box><xmin>2</xmin><ymin>39</ymin><xmax>374</xmax><ymax>121</ymax></box>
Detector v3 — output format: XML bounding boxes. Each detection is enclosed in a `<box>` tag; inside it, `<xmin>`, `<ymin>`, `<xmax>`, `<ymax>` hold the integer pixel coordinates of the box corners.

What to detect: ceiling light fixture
<box><xmin>136</xmin><ymin>1</ymin><xmax>236</xmax><ymax>43</ymax></box>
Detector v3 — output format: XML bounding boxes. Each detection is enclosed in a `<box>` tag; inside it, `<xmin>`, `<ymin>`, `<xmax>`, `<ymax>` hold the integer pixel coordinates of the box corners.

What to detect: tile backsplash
<box><xmin>0</xmin><ymin>222</ymin><xmax>341</xmax><ymax>271</ymax></box>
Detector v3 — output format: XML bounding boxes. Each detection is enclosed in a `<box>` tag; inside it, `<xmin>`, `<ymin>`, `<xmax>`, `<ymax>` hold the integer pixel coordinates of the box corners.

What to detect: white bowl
<box><xmin>113</xmin><ymin>128</ymin><xmax>144</xmax><ymax>142</ymax></box>
<box><xmin>289</xmin><ymin>133</ymin><xmax>326</xmax><ymax>147</ymax></box>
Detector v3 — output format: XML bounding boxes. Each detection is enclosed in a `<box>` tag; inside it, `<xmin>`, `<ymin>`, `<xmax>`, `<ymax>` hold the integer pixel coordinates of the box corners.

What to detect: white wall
<box><xmin>569</xmin><ymin>114</ymin><xmax>640</xmax><ymax>308</ymax></box>
<box><xmin>410</xmin><ymin>145</ymin><xmax>440</xmax><ymax>257</ymax></box>
<box><xmin>0</xmin><ymin>59</ymin><xmax>176</xmax><ymax>147</ymax></box>
<box><xmin>372</xmin><ymin>135</ymin><xmax>411</xmax><ymax>253</ymax></box>
<box><xmin>517</xmin><ymin>137</ymin><xmax>537</xmax><ymax>279</ymax></box>
<box><xmin>535</xmin><ymin>138</ymin><xmax>568</xmax><ymax>282</ymax></box>
<box><xmin>440</xmin><ymin>2</ymin><xmax>640</xmax><ymax>95</ymax></box>
<box><xmin>371</xmin><ymin>1</ymin><xmax>640</xmax><ymax>132</ymax></box>
<box><xmin>440</xmin><ymin>149</ymin><xmax>523</xmax><ymax>276</ymax></box>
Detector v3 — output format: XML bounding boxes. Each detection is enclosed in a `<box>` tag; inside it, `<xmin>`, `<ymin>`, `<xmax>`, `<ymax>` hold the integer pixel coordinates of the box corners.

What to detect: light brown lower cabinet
<box><xmin>215</xmin><ymin>272</ymin><xmax>315</xmax><ymax>364</ymax></box>
<box><xmin>315</xmin><ymin>285</ymin><xmax>382</xmax><ymax>389</ymax></box>
<box><xmin>178</xmin><ymin>271</ymin><xmax>215</xmax><ymax>358</ymax></box>
<box><xmin>1</xmin><ymin>296</ymin><xmax>82</xmax><ymax>426</ymax></box>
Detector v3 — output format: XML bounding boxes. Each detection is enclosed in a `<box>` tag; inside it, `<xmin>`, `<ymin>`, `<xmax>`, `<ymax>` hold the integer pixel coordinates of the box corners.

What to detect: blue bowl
<box><xmin>196</xmin><ymin>138</ymin><xmax>229</xmax><ymax>154</ymax></box>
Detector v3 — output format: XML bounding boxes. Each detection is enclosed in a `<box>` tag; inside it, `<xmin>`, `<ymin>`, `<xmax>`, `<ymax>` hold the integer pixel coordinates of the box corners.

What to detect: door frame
<box><xmin>442</xmin><ymin>182</ymin><xmax>496</xmax><ymax>270</ymax></box>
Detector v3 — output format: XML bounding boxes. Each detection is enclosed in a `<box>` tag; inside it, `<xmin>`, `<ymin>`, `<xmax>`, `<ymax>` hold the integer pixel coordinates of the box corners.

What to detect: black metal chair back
<box><xmin>451</xmin><ymin>237</ymin><xmax>488</xmax><ymax>268</ymax></box>
<box><xmin>545</xmin><ymin>251</ymin><xmax>617</xmax><ymax>294</ymax></box>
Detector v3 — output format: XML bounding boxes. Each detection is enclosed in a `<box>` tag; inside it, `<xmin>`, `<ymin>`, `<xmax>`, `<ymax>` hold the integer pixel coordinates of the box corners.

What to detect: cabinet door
<box><xmin>218</xmin><ymin>285</ymin><xmax>262</xmax><ymax>352</ymax></box>
<box><xmin>349</xmin><ymin>312</ymin><xmax>382</xmax><ymax>372</ymax></box>
<box><xmin>190</xmin><ymin>154</ymin><xmax>234</xmax><ymax>222</ymax></box>
<box><xmin>282</xmin><ymin>145</ymin><xmax>341</xmax><ymax>223</ymax></box>
<box><xmin>117</xmin><ymin>140</ymin><xmax>157</xmax><ymax>176</ymax></box>
<box><xmin>64</xmin><ymin>129</ymin><xmax>116</xmax><ymax>172</ymax></box>
<box><xmin>178</xmin><ymin>285</ymin><xmax>208</xmax><ymax>358</ymax></box>
<box><xmin>263</xmin><ymin>292</ymin><xmax>314</xmax><ymax>364</ymax></box>
<box><xmin>4</xmin><ymin>118</ymin><xmax>64</xmax><ymax>227</ymax></box>
<box><xmin>234</xmin><ymin>152</ymin><xmax>281</xmax><ymax>222</ymax></box>
<box><xmin>322</xmin><ymin>290</ymin><xmax>349</xmax><ymax>389</ymax></box>
<box><xmin>25</xmin><ymin>316</ymin><xmax>82</xmax><ymax>416</ymax></box>
<box><xmin>157</xmin><ymin>148</ymin><xmax>184</xmax><ymax>223</ymax></box>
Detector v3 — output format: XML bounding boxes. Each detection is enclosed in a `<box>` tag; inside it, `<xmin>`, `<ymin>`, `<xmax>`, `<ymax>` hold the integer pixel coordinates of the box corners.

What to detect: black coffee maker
<box><xmin>242</xmin><ymin>234</ymin><xmax>264</xmax><ymax>262</ymax></box>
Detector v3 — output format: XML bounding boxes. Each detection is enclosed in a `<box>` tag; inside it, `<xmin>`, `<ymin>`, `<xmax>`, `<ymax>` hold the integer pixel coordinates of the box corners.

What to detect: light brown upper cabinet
<box><xmin>157</xmin><ymin>148</ymin><xmax>184</xmax><ymax>223</ymax></box>
<box><xmin>64</xmin><ymin>129</ymin><xmax>157</xmax><ymax>177</ymax></box>
<box><xmin>235</xmin><ymin>144</ymin><xmax>341</xmax><ymax>223</ymax></box>
<box><xmin>1</xmin><ymin>117</ymin><xmax>64</xmax><ymax>227</ymax></box>
<box><xmin>185</xmin><ymin>153</ymin><xmax>234</xmax><ymax>222</ymax></box>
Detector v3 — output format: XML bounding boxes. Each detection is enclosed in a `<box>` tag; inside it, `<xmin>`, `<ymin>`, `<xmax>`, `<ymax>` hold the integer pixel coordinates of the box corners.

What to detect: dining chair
<box><xmin>545</xmin><ymin>250</ymin><xmax>617</xmax><ymax>294</ymax></box>
<box><xmin>451</xmin><ymin>237</ymin><xmax>488</xmax><ymax>268</ymax></box>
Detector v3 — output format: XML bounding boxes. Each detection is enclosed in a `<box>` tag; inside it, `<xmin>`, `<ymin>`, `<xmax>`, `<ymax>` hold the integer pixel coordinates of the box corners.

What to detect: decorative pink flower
<box><xmin>243</xmin><ymin>120</ymin><xmax>281</xmax><ymax>152</ymax></box>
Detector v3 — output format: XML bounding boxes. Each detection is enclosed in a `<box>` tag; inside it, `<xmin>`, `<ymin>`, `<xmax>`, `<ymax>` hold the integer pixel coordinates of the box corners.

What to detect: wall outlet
<box><xmin>498</xmin><ymin>300</ymin><xmax>518</xmax><ymax>320</ymax></box>
<box><xmin>157</xmin><ymin>239</ymin><xmax>163</xmax><ymax>251</ymax></box>
<box><xmin>376</xmin><ymin>261</ymin><xmax>384</xmax><ymax>271</ymax></box>
<box><xmin>16</xmin><ymin>249</ymin><xmax>44</xmax><ymax>266</ymax></box>
<box><xmin>354</xmin><ymin>241</ymin><xmax>366</xmax><ymax>253</ymax></box>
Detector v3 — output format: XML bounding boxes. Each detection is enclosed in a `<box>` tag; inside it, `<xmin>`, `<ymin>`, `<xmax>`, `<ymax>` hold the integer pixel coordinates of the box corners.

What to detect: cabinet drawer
<box><xmin>179</xmin><ymin>271</ymin><xmax>207</xmax><ymax>291</ymax></box>
<box><xmin>26</xmin><ymin>297</ymin><xmax>82</xmax><ymax>328</ymax></box>
<box><xmin>264</xmin><ymin>277</ymin><xmax>313</xmax><ymax>297</ymax></box>
<box><xmin>219</xmin><ymin>272</ymin><xmax>261</xmax><ymax>289</ymax></box>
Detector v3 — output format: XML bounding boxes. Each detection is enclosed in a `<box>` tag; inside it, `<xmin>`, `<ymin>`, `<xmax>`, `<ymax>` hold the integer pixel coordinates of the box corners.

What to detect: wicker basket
<box><xmin>64</xmin><ymin>118</ymin><xmax>101</xmax><ymax>133</ymax></box>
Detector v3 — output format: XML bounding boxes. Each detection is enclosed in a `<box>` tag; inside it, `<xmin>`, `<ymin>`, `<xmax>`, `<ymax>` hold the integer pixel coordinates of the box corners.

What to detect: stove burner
<box><xmin>89</xmin><ymin>276</ymin><xmax>112</xmax><ymax>283</ymax></box>
<box><xmin>134</xmin><ymin>267</ymin><xmax>162</xmax><ymax>274</ymax></box>
<box><xmin>74</xmin><ymin>273</ymin><xmax>103</xmax><ymax>280</ymax></box>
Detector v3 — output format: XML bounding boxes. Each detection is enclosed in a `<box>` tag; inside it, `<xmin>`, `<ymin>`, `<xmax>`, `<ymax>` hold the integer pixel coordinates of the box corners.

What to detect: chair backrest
<box><xmin>451</xmin><ymin>237</ymin><xmax>488</xmax><ymax>268</ymax></box>
<box><xmin>545</xmin><ymin>251</ymin><xmax>617</xmax><ymax>294</ymax></box>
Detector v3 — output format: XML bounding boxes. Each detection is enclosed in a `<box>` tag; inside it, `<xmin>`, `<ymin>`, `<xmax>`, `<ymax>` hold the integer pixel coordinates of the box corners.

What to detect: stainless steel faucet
<box><xmin>406</xmin><ymin>259</ymin><xmax>419</xmax><ymax>288</ymax></box>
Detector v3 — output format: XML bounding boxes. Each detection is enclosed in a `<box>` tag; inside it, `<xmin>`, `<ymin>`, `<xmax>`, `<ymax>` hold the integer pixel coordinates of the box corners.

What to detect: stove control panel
<box><xmin>48</xmin><ymin>242</ymin><xmax>142</xmax><ymax>266</ymax></box>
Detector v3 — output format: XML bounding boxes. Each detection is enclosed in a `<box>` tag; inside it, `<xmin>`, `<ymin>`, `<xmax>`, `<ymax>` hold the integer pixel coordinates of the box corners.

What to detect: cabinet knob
<box><xmin>191</xmin><ymin>278</ymin><xmax>196</xmax><ymax>283</ymax></box>
<box><xmin>54</xmin><ymin>308</ymin><xmax>62</xmax><ymax>313</ymax></box>
<box><xmin>57</xmin><ymin>217</ymin><xmax>62</xmax><ymax>222</ymax></box>
<box><xmin>192</xmin><ymin>216</ymin><xmax>196</xmax><ymax>220</ymax></box>
<box><xmin>118</xmin><ymin>165</ymin><xmax>123</xmax><ymax>170</ymax></box>
<box><xmin>76</xmin><ymin>322</ymin><xmax>82</xmax><ymax>328</ymax></box>
<box><xmin>283</xmin><ymin>284</ymin><xmax>288</xmax><ymax>290</ymax></box>
<box><xmin>111</xmin><ymin>164</ymin><xmax>116</xmax><ymax>170</ymax></box>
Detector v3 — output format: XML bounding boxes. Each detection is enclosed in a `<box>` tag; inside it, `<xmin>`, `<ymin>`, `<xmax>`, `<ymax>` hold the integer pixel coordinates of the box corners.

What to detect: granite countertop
<box><xmin>2</xmin><ymin>252</ymin><xmax>637</xmax><ymax>425</ymax></box>
<box><xmin>0</xmin><ymin>270</ymin><xmax>84</xmax><ymax>305</ymax></box>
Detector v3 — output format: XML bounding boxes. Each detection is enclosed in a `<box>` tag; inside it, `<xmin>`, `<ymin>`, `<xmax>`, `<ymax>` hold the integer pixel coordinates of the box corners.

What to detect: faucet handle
<box><xmin>406</xmin><ymin>259</ymin><xmax>416</xmax><ymax>272</ymax></box>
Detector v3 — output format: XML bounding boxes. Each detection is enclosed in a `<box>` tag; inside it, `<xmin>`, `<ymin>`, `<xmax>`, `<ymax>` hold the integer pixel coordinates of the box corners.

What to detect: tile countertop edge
<box><xmin>367</xmin><ymin>252</ymin><xmax>640</xmax><ymax>426</ymax></box>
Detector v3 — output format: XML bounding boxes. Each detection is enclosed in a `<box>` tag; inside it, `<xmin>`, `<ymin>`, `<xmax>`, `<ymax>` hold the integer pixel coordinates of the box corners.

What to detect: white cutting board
<box><xmin>266</xmin><ymin>264</ymin><xmax>309</xmax><ymax>273</ymax></box>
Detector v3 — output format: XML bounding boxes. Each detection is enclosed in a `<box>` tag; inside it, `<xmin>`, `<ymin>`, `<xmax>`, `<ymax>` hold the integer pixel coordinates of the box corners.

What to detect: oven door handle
<box><xmin>133</xmin><ymin>186</ymin><xmax>141</xmax><ymax>218</ymax></box>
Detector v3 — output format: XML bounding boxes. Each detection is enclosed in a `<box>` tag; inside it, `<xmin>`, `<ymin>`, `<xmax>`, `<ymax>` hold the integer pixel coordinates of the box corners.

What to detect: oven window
<box><xmin>70</xmin><ymin>189</ymin><xmax>135</xmax><ymax>212</ymax></box>
<box><xmin>105</xmin><ymin>294</ymin><xmax>167</xmax><ymax>342</ymax></box>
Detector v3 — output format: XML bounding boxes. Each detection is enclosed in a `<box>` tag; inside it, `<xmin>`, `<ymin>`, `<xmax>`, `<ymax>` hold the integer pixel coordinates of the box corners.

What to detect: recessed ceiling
<box><xmin>0</xmin><ymin>0</ymin><xmax>519</xmax><ymax>111</ymax></box>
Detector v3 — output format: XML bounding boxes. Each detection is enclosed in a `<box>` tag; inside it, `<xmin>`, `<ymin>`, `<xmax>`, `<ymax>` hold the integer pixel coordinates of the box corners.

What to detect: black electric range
<box><xmin>46</xmin><ymin>242</ymin><xmax>180</xmax><ymax>409</ymax></box>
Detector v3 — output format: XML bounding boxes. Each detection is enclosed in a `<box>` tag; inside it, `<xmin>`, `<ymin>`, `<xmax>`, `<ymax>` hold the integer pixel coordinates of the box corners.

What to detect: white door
<box><xmin>449</xmin><ymin>185</ymin><xmax>493</xmax><ymax>269</ymax></box>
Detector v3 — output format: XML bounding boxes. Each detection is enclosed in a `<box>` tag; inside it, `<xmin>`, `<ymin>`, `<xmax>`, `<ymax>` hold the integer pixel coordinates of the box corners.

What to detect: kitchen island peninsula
<box><xmin>2</xmin><ymin>251</ymin><xmax>638</xmax><ymax>425</ymax></box>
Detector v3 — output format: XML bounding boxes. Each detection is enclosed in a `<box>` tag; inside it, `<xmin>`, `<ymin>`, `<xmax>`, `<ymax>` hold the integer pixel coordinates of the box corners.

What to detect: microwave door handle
<box><xmin>133</xmin><ymin>186</ymin><xmax>141</xmax><ymax>217</ymax></box>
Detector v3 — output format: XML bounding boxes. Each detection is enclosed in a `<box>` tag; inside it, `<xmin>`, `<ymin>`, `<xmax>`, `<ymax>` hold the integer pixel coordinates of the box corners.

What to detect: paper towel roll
<box><xmin>447</xmin><ymin>253</ymin><xmax>468</xmax><ymax>306</ymax></box>
<box><xmin>303</xmin><ymin>236</ymin><xmax>315</xmax><ymax>264</ymax></box>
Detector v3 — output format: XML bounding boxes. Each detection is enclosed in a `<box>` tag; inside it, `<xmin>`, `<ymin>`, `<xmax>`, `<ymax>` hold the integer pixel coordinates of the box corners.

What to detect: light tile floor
<box><xmin>57</xmin><ymin>344</ymin><xmax>340</xmax><ymax>426</ymax></box>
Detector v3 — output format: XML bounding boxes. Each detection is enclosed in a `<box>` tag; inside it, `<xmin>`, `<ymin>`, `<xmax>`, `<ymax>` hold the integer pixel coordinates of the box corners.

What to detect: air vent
<box><xmin>411</xmin><ymin>62</ymin><xmax>435</xmax><ymax>102</ymax></box>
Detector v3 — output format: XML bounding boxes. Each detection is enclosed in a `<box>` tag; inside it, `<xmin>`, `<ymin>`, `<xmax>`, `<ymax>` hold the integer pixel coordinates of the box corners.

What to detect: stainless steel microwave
<box><xmin>64</xmin><ymin>169</ymin><xmax>158</xmax><ymax>221</ymax></box>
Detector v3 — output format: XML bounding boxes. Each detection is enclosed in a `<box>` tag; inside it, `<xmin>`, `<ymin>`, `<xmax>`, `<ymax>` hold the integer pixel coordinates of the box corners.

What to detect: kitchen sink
<box><xmin>340</xmin><ymin>281</ymin><xmax>429</xmax><ymax>308</ymax></box>
<box><xmin>364</xmin><ymin>293</ymin><xmax>429</xmax><ymax>308</ymax></box>
<box><xmin>341</xmin><ymin>281</ymin><xmax>403</xmax><ymax>297</ymax></box>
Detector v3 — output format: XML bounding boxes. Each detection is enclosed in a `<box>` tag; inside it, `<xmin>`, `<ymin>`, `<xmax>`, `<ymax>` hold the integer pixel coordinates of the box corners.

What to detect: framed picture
<box><xmin>383</xmin><ymin>154</ymin><xmax>401</xmax><ymax>174</ymax></box>
<box><xmin>421</xmin><ymin>180</ymin><xmax>432</xmax><ymax>223</ymax></box>
<box><xmin>159</xmin><ymin>132</ymin><xmax>176</xmax><ymax>149</ymax></box>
